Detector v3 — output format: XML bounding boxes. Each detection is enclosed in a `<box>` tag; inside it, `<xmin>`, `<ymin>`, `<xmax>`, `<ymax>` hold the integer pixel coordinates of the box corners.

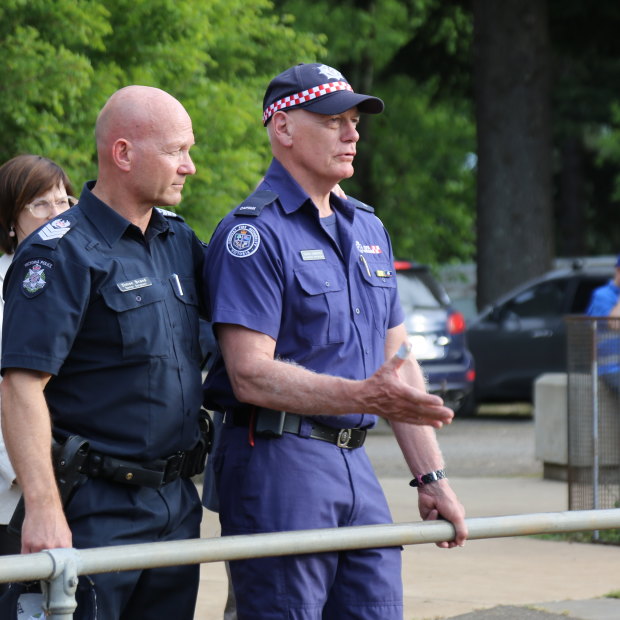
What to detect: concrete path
<box><xmin>194</xmin><ymin>418</ymin><xmax>620</xmax><ymax>619</ymax></box>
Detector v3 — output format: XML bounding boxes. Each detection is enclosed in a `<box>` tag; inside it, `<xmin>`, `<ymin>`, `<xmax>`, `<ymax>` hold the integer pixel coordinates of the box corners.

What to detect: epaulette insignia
<box><xmin>234</xmin><ymin>190</ymin><xmax>278</xmax><ymax>217</ymax></box>
<box><xmin>32</xmin><ymin>216</ymin><xmax>77</xmax><ymax>249</ymax></box>
<box><xmin>37</xmin><ymin>217</ymin><xmax>73</xmax><ymax>241</ymax></box>
<box><xmin>156</xmin><ymin>207</ymin><xmax>185</xmax><ymax>221</ymax></box>
<box><xmin>347</xmin><ymin>196</ymin><xmax>375</xmax><ymax>213</ymax></box>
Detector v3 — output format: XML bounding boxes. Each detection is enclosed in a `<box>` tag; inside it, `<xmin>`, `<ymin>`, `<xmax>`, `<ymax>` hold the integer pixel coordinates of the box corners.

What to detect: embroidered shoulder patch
<box><xmin>37</xmin><ymin>218</ymin><xmax>72</xmax><ymax>241</ymax></box>
<box><xmin>226</xmin><ymin>223</ymin><xmax>261</xmax><ymax>258</ymax></box>
<box><xmin>22</xmin><ymin>258</ymin><xmax>54</xmax><ymax>297</ymax></box>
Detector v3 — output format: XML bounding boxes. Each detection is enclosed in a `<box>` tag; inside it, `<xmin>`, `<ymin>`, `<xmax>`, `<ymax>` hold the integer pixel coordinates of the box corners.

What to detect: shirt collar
<box><xmin>79</xmin><ymin>181</ymin><xmax>171</xmax><ymax>246</ymax></box>
<box><xmin>261</xmin><ymin>158</ymin><xmax>355</xmax><ymax>221</ymax></box>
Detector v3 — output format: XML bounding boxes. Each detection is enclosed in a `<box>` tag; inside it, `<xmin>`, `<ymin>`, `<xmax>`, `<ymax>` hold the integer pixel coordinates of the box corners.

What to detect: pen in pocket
<box><xmin>172</xmin><ymin>273</ymin><xmax>184</xmax><ymax>296</ymax></box>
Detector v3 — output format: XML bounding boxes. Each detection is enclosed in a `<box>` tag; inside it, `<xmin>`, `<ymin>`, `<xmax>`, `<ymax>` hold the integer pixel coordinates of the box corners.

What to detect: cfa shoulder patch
<box><xmin>226</xmin><ymin>223</ymin><xmax>261</xmax><ymax>258</ymax></box>
<box><xmin>21</xmin><ymin>257</ymin><xmax>54</xmax><ymax>298</ymax></box>
<box><xmin>156</xmin><ymin>207</ymin><xmax>185</xmax><ymax>221</ymax></box>
<box><xmin>347</xmin><ymin>196</ymin><xmax>375</xmax><ymax>213</ymax></box>
<box><xmin>234</xmin><ymin>190</ymin><xmax>278</xmax><ymax>217</ymax></box>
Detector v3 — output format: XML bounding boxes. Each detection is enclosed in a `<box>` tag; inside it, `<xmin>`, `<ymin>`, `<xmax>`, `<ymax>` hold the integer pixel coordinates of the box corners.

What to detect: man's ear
<box><xmin>271</xmin><ymin>111</ymin><xmax>294</xmax><ymax>147</ymax></box>
<box><xmin>112</xmin><ymin>138</ymin><xmax>132</xmax><ymax>171</ymax></box>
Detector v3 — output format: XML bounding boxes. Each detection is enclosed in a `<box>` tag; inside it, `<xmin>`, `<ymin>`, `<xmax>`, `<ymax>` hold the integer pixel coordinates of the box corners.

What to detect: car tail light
<box><xmin>466</xmin><ymin>369</ymin><xmax>476</xmax><ymax>382</ymax></box>
<box><xmin>447</xmin><ymin>311</ymin><xmax>466</xmax><ymax>335</ymax></box>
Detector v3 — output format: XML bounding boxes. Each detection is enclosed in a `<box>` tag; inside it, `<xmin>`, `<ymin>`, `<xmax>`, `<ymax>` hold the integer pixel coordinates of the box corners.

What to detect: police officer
<box><xmin>1</xmin><ymin>86</ymin><xmax>205</xmax><ymax>619</ymax></box>
<box><xmin>203</xmin><ymin>63</ymin><xmax>467</xmax><ymax>619</ymax></box>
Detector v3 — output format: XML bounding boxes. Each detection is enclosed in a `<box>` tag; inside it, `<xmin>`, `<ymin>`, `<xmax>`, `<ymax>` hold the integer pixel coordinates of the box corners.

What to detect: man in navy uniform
<box><xmin>203</xmin><ymin>63</ymin><xmax>467</xmax><ymax>619</ymax></box>
<box><xmin>1</xmin><ymin>85</ymin><xmax>205</xmax><ymax>619</ymax></box>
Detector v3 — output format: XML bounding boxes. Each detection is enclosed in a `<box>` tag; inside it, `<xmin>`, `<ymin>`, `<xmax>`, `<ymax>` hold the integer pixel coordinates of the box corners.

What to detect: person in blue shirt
<box><xmin>1</xmin><ymin>86</ymin><xmax>206</xmax><ymax>619</ymax></box>
<box><xmin>586</xmin><ymin>256</ymin><xmax>620</xmax><ymax>392</ymax></box>
<box><xmin>203</xmin><ymin>63</ymin><xmax>467</xmax><ymax>619</ymax></box>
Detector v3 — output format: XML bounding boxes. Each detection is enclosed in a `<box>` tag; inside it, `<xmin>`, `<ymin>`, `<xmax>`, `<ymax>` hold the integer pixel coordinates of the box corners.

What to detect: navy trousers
<box><xmin>213</xmin><ymin>425</ymin><xmax>403</xmax><ymax>620</ymax></box>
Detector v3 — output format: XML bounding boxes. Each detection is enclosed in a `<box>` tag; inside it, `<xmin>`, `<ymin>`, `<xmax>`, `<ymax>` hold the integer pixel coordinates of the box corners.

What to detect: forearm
<box><xmin>218</xmin><ymin>323</ymin><xmax>452</xmax><ymax>426</ymax></box>
<box><xmin>228</xmin><ymin>355</ymin><xmax>367</xmax><ymax>415</ymax></box>
<box><xmin>1</xmin><ymin>371</ymin><xmax>60</xmax><ymax>512</ymax></box>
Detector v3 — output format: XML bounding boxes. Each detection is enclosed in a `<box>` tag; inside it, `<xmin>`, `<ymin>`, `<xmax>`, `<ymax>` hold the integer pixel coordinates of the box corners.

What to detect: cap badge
<box><xmin>318</xmin><ymin>65</ymin><xmax>345</xmax><ymax>81</ymax></box>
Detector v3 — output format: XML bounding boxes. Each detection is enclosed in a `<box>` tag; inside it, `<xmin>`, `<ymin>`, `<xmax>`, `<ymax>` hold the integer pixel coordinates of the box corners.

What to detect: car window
<box><xmin>501</xmin><ymin>279</ymin><xmax>567</xmax><ymax>319</ymax></box>
<box><xmin>396</xmin><ymin>271</ymin><xmax>443</xmax><ymax>309</ymax></box>
<box><xmin>571</xmin><ymin>276</ymin><xmax>609</xmax><ymax>313</ymax></box>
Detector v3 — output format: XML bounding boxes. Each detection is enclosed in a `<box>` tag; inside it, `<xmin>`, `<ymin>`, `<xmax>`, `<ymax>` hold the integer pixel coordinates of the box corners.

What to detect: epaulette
<box><xmin>234</xmin><ymin>190</ymin><xmax>278</xmax><ymax>217</ymax></box>
<box><xmin>156</xmin><ymin>207</ymin><xmax>185</xmax><ymax>221</ymax></box>
<box><xmin>32</xmin><ymin>214</ymin><xmax>77</xmax><ymax>249</ymax></box>
<box><xmin>346</xmin><ymin>196</ymin><xmax>375</xmax><ymax>213</ymax></box>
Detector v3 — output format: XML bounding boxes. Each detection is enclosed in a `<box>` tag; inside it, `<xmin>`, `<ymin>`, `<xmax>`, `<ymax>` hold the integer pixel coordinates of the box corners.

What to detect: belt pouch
<box><xmin>254</xmin><ymin>409</ymin><xmax>286</xmax><ymax>438</ymax></box>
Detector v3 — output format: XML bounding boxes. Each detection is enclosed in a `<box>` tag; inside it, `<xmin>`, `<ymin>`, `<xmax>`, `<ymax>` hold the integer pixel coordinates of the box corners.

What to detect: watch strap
<box><xmin>409</xmin><ymin>468</ymin><xmax>446</xmax><ymax>488</ymax></box>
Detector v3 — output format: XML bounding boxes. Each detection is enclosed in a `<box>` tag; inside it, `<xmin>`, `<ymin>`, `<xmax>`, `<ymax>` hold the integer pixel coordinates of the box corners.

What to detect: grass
<box><xmin>534</xmin><ymin>528</ymin><xmax>620</xmax><ymax>545</ymax></box>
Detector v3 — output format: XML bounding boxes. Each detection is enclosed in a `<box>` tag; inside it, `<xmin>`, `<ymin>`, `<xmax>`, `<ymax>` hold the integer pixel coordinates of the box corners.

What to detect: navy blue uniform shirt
<box><xmin>203</xmin><ymin>158</ymin><xmax>404</xmax><ymax>428</ymax></box>
<box><xmin>1</xmin><ymin>181</ymin><xmax>205</xmax><ymax>460</ymax></box>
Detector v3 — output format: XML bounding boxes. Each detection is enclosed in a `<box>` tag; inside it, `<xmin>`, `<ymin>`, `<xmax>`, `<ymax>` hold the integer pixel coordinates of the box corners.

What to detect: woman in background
<box><xmin>0</xmin><ymin>154</ymin><xmax>75</xmax><ymax>564</ymax></box>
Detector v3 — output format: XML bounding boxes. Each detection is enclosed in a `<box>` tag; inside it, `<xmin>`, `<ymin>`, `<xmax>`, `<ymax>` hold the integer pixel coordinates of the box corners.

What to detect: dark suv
<box><xmin>466</xmin><ymin>261</ymin><xmax>611</xmax><ymax>405</ymax></box>
<box><xmin>395</xmin><ymin>260</ymin><xmax>475</xmax><ymax>414</ymax></box>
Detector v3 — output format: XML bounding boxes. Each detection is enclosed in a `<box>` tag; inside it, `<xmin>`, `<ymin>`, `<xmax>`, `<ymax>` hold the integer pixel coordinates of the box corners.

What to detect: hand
<box><xmin>20</xmin><ymin>504</ymin><xmax>72</xmax><ymax>554</ymax></box>
<box><xmin>362</xmin><ymin>354</ymin><xmax>454</xmax><ymax>428</ymax></box>
<box><xmin>418</xmin><ymin>480</ymin><xmax>467</xmax><ymax>548</ymax></box>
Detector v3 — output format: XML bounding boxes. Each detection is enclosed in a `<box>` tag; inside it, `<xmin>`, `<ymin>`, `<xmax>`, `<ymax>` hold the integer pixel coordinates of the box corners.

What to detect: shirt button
<box><xmin>136</xmin><ymin>295</ymin><xmax>142</xmax><ymax>302</ymax></box>
<box><xmin>325</xmin><ymin>281</ymin><xmax>330</xmax><ymax>287</ymax></box>
<box><xmin>355</xmin><ymin>307</ymin><xmax>361</xmax><ymax>314</ymax></box>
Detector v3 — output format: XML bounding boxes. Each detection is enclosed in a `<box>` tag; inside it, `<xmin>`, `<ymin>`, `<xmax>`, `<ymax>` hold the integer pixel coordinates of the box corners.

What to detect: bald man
<box><xmin>1</xmin><ymin>86</ymin><xmax>206</xmax><ymax>618</ymax></box>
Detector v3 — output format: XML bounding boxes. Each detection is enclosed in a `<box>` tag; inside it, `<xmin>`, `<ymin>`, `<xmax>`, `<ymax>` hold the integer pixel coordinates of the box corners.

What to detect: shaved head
<box><xmin>91</xmin><ymin>85</ymin><xmax>196</xmax><ymax>215</ymax></box>
<box><xmin>95</xmin><ymin>85</ymin><xmax>190</xmax><ymax>157</ymax></box>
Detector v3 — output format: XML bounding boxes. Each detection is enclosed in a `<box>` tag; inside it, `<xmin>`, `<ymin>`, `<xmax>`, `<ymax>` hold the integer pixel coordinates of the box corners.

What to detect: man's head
<box><xmin>95</xmin><ymin>85</ymin><xmax>196</xmax><ymax>208</ymax></box>
<box><xmin>262</xmin><ymin>63</ymin><xmax>383</xmax><ymax>126</ymax></box>
<box><xmin>264</xmin><ymin>64</ymin><xmax>383</xmax><ymax>192</ymax></box>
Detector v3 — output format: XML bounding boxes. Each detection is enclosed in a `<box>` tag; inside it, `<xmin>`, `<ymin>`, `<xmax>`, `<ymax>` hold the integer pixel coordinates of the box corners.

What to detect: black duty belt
<box><xmin>224</xmin><ymin>408</ymin><xmax>367</xmax><ymax>450</ymax></box>
<box><xmin>81</xmin><ymin>450</ymin><xmax>192</xmax><ymax>489</ymax></box>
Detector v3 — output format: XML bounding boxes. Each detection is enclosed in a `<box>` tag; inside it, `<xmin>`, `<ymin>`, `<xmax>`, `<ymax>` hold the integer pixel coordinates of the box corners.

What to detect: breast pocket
<box><xmin>358</xmin><ymin>260</ymin><xmax>397</xmax><ymax>337</ymax></box>
<box><xmin>168</xmin><ymin>274</ymin><xmax>201</xmax><ymax>360</ymax></box>
<box><xmin>294</xmin><ymin>265</ymin><xmax>347</xmax><ymax>345</ymax></box>
<box><xmin>100</xmin><ymin>282</ymin><xmax>168</xmax><ymax>358</ymax></box>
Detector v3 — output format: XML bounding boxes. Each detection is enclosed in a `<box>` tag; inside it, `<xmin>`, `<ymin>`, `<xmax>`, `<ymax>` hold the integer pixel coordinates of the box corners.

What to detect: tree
<box><xmin>473</xmin><ymin>0</ymin><xmax>553</xmax><ymax>309</ymax></box>
<box><xmin>276</xmin><ymin>0</ymin><xmax>477</xmax><ymax>264</ymax></box>
<box><xmin>0</xmin><ymin>0</ymin><xmax>324</xmax><ymax>241</ymax></box>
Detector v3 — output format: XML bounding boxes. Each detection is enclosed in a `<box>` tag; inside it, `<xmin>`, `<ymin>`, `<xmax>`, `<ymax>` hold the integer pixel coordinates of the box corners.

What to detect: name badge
<box><xmin>300</xmin><ymin>249</ymin><xmax>326</xmax><ymax>261</ymax></box>
<box><xmin>117</xmin><ymin>277</ymin><xmax>153</xmax><ymax>292</ymax></box>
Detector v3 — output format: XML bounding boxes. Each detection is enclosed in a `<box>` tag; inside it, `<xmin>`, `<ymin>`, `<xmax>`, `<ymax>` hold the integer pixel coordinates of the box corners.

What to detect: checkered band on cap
<box><xmin>263</xmin><ymin>81</ymin><xmax>353</xmax><ymax>124</ymax></box>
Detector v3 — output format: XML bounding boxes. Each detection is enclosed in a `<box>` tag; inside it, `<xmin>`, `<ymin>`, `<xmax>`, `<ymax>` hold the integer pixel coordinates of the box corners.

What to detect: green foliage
<box><xmin>359</xmin><ymin>76</ymin><xmax>475</xmax><ymax>265</ymax></box>
<box><xmin>277</xmin><ymin>0</ymin><xmax>476</xmax><ymax>266</ymax></box>
<box><xmin>0</xmin><ymin>0</ymin><xmax>324</xmax><ymax>241</ymax></box>
<box><xmin>0</xmin><ymin>0</ymin><xmax>475</xmax><ymax>256</ymax></box>
<box><xmin>534</xmin><ymin>528</ymin><xmax>620</xmax><ymax>545</ymax></box>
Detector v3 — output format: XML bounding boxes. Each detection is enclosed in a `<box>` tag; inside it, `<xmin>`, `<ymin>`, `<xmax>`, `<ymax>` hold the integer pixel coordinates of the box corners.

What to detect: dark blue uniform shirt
<box><xmin>1</xmin><ymin>181</ymin><xmax>205</xmax><ymax>460</ymax></box>
<box><xmin>203</xmin><ymin>158</ymin><xmax>404</xmax><ymax>428</ymax></box>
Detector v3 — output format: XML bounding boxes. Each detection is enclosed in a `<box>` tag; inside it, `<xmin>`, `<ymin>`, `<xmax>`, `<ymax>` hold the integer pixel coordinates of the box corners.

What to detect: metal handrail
<box><xmin>1</xmin><ymin>508</ymin><xmax>619</xmax><ymax>618</ymax></box>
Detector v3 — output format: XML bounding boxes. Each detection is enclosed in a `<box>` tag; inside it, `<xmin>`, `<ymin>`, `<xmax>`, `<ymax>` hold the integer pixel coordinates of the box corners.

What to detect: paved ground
<box><xmin>194</xmin><ymin>414</ymin><xmax>620</xmax><ymax>619</ymax></box>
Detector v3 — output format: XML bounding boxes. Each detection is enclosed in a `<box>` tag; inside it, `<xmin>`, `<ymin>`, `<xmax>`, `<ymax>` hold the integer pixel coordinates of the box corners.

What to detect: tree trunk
<box><xmin>473</xmin><ymin>0</ymin><xmax>553</xmax><ymax>310</ymax></box>
<box><xmin>556</xmin><ymin>136</ymin><xmax>587</xmax><ymax>257</ymax></box>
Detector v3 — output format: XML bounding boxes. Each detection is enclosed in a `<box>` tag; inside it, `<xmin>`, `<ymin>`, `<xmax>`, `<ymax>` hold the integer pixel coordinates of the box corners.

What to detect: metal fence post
<box><xmin>41</xmin><ymin>547</ymin><xmax>81</xmax><ymax>619</ymax></box>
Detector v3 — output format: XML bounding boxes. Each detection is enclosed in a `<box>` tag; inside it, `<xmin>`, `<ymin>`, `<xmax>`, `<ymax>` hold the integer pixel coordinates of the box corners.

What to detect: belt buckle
<box><xmin>337</xmin><ymin>428</ymin><xmax>352</xmax><ymax>448</ymax></box>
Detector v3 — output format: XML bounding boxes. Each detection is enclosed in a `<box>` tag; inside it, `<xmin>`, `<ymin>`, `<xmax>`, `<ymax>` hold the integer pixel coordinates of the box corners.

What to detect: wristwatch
<box><xmin>409</xmin><ymin>469</ymin><xmax>446</xmax><ymax>487</ymax></box>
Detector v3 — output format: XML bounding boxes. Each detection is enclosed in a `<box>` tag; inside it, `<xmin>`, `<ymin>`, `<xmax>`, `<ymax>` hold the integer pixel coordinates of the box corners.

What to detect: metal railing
<box><xmin>1</xmin><ymin>508</ymin><xmax>620</xmax><ymax>619</ymax></box>
<box><xmin>566</xmin><ymin>317</ymin><xmax>620</xmax><ymax>524</ymax></box>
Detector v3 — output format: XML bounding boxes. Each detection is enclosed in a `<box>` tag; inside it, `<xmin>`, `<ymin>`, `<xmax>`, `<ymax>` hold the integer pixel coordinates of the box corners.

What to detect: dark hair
<box><xmin>0</xmin><ymin>155</ymin><xmax>74</xmax><ymax>254</ymax></box>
